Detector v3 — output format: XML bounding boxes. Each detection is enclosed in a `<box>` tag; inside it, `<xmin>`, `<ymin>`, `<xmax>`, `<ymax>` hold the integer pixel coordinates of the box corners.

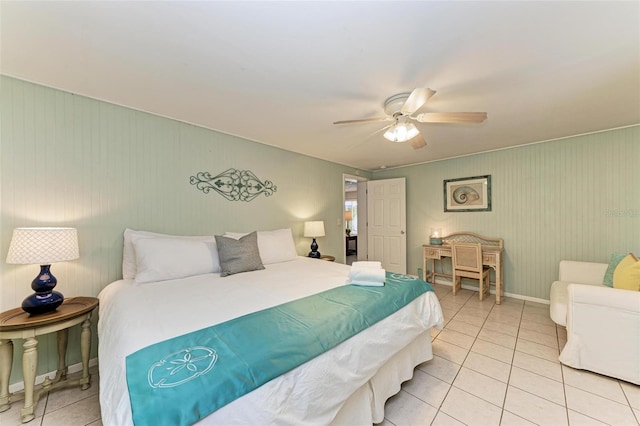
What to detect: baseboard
<box><xmin>431</xmin><ymin>277</ymin><xmax>550</xmax><ymax>305</ymax></box>
<box><xmin>8</xmin><ymin>357</ymin><xmax>99</xmax><ymax>394</ymax></box>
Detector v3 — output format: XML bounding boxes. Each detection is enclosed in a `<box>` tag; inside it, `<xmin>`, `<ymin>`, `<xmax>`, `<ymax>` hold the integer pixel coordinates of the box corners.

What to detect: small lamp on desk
<box><xmin>304</xmin><ymin>221</ymin><xmax>325</xmax><ymax>259</ymax></box>
<box><xmin>429</xmin><ymin>228</ymin><xmax>443</xmax><ymax>245</ymax></box>
<box><xmin>6</xmin><ymin>227</ymin><xmax>79</xmax><ymax>315</ymax></box>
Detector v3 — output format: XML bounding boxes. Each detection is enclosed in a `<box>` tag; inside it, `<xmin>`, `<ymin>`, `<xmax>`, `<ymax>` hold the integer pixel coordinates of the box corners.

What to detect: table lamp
<box><xmin>6</xmin><ymin>227</ymin><xmax>79</xmax><ymax>315</ymax></box>
<box><xmin>345</xmin><ymin>211</ymin><xmax>352</xmax><ymax>236</ymax></box>
<box><xmin>429</xmin><ymin>228</ymin><xmax>443</xmax><ymax>245</ymax></box>
<box><xmin>303</xmin><ymin>221</ymin><xmax>325</xmax><ymax>259</ymax></box>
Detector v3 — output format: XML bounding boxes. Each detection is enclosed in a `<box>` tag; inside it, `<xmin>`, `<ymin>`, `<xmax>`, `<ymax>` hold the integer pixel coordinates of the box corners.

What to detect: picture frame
<box><xmin>444</xmin><ymin>175</ymin><xmax>491</xmax><ymax>212</ymax></box>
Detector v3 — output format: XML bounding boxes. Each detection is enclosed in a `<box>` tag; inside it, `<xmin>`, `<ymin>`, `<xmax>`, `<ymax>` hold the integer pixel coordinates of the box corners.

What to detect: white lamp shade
<box><xmin>6</xmin><ymin>227</ymin><xmax>79</xmax><ymax>265</ymax></box>
<box><xmin>303</xmin><ymin>221</ymin><xmax>325</xmax><ymax>238</ymax></box>
<box><xmin>345</xmin><ymin>211</ymin><xmax>353</xmax><ymax>221</ymax></box>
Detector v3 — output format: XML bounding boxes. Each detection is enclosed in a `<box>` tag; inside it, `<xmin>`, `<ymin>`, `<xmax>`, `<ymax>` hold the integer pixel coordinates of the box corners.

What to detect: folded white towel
<box><xmin>349</xmin><ymin>267</ymin><xmax>386</xmax><ymax>286</ymax></box>
<box><xmin>350</xmin><ymin>280</ymin><xmax>385</xmax><ymax>287</ymax></box>
<box><xmin>351</xmin><ymin>261</ymin><xmax>382</xmax><ymax>270</ymax></box>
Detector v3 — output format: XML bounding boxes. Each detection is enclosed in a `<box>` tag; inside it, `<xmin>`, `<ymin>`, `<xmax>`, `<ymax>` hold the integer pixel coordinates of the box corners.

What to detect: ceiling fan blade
<box><xmin>415</xmin><ymin>112</ymin><xmax>488</xmax><ymax>124</ymax></box>
<box><xmin>401</xmin><ymin>88</ymin><xmax>436</xmax><ymax>115</ymax></box>
<box><xmin>409</xmin><ymin>133</ymin><xmax>427</xmax><ymax>150</ymax></box>
<box><xmin>333</xmin><ymin>117</ymin><xmax>389</xmax><ymax>125</ymax></box>
<box><xmin>367</xmin><ymin>123</ymin><xmax>394</xmax><ymax>139</ymax></box>
<box><xmin>344</xmin><ymin>124</ymin><xmax>394</xmax><ymax>149</ymax></box>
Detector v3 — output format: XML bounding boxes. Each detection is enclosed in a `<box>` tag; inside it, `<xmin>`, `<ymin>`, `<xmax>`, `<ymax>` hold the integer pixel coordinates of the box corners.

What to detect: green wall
<box><xmin>375</xmin><ymin>125</ymin><xmax>640</xmax><ymax>300</ymax></box>
<box><xmin>0</xmin><ymin>76</ymin><xmax>370</xmax><ymax>384</ymax></box>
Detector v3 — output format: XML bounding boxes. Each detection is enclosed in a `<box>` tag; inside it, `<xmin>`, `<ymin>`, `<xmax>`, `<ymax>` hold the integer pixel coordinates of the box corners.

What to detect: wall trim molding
<box><xmin>431</xmin><ymin>277</ymin><xmax>550</xmax><ymax>305</ymax></box>
<box><xmin>373</xmin><ymin>123</ymin><xmax>640</xmax><ymax>172</ymax></box>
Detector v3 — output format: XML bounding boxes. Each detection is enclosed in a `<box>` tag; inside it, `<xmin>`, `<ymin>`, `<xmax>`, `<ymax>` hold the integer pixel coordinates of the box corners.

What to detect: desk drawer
<box><xmin>482</xmin><ymin>254</ymin><xmax>496</xmax><ymax>264</ymax></box>
<box><xmin>425</xmin><ymin>249</ymin><xmax>441</xmax><ymax>259</ymax></box>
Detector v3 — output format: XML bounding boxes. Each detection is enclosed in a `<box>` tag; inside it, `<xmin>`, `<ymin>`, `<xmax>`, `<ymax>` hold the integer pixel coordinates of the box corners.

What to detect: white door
<box><xmin>367</xmin><ymin>178</ymin><xmax>407</xmax><ymax>274</ymax></box>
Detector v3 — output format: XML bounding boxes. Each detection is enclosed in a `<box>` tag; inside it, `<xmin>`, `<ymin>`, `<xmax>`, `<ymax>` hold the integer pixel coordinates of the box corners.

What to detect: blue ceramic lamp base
<box><xmin>308</xmin><ymin>238</ymin><xmax>321</xmax><ymax>259</ymax></box>
<box><xmin>22</xmin><ymin>291</ymin><xmax>64</xmax><ymax>315</ymax></box>
<box><xmin>22</xmin><ymin>264</ymin><xmax>65</xmax><ymax>315</ymax></box>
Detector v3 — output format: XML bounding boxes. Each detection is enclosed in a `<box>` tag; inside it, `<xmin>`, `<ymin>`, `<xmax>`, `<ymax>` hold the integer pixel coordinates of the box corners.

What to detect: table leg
<box><xmin>0</xmin><ymin>339</ymin><xmax>13</xmax><ymax>412</ymax></box>
<box><xmin>430</xmin><ymin>258</ymin><xmax>436</xmax><ymax>284</ymax></box>
<box><xmin>56</xmin><ymin>329</ymin><xmax>69</xmax><ymax>381</ymax></box>
<box><xmin>20</xmin><ymin>337</ymin><xmax>37</xmax><ymax>423</ymax></box>
<box><xmin>80</xmin><ymin>317</ymin><xmax>91</xmax><ymax>390</ymax></box>
<box><xmin>495</xmin><ymin>264</ymin><xmax>503</xmax><ymax>305</ymax></box>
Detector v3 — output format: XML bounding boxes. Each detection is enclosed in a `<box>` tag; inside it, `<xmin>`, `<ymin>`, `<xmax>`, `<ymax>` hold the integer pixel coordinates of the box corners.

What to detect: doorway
<box><xmin>343</xmin><ymin>174</ymin><xmax>368</xmax><ymax>265</ymax></box>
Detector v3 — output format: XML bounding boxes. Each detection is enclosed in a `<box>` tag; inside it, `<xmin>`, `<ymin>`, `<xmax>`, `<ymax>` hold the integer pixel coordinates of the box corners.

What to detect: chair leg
<box><xmin>479</xmin><ymin>274</ymin><xmax>491</xmax><ymax>301</ymax></box>
<box><xmin>452</xmin><ymin>275</ymin><xmax>459</xmax><ymax>295</ymax></box>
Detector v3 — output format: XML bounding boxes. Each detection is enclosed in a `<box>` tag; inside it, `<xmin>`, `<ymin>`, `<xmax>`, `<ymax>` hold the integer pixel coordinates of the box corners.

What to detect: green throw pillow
<box><xmin>603</xmin><ymin>253</ymin><xmax>626</xmax><ymax>287</ymax></box>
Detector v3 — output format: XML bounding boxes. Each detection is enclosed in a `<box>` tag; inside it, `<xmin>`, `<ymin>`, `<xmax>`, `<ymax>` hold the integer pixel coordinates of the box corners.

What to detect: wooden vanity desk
<box><xmin>423</xmin><ymin>232</ymin><xmax>504</xmax><ymax>304</ymax></box>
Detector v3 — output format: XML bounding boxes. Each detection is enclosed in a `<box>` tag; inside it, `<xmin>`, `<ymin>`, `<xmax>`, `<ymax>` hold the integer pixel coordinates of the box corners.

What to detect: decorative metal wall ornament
<box><xmin>190</xmin><ymin>169</ymin><xmax>277</xmax><ymax>202</ymax></box>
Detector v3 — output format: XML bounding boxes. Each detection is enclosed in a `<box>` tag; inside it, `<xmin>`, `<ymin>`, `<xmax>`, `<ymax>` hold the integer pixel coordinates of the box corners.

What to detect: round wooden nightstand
<box><xmin>0</xmin><ymin>296</ymin><xmax>98</xmax><ymax>423</ymax></box>
<box><xmin>320</xmin><ymin>255</ymin><xmax>335</xmax><ymax>262</ymax></box>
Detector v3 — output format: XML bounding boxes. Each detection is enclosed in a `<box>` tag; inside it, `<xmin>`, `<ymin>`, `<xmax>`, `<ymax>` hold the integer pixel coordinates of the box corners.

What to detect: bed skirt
<box><xmin>330</xmin><ymin>330</ymin><xmax>433</xmax><ymax>425</ymax></box>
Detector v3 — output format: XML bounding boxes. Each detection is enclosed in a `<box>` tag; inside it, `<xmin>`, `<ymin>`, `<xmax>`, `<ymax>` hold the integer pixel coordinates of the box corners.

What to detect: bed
<box><xmin>98</xmin><ymin>229</ymin><xmax>444</xmax><ymax>425</ymax></box>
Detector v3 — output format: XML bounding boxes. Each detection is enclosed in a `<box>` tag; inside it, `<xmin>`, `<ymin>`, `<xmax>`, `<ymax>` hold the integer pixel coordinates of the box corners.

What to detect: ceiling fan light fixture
<box><xmin>383</xmin><ymin>119</ymin><xmax>419</xmax><ymax>143</ymax></box>
<box><xmin>334</xmin><ymin>87</ymin><xmax>486</xmax><ymax>150</ymax></box>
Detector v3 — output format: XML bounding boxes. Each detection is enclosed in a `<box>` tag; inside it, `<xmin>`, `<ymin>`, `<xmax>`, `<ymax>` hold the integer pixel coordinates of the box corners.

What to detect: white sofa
<box><xmin>550</xmin><ymin>260</ymin><xmax>640</xmax><ymax>385</ymax></box>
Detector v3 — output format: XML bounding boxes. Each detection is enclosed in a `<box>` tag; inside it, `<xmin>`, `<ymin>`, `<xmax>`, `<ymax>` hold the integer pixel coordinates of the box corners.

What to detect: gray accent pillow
<box><xmin>215</xmin><ymin>231</ymin><xmax>265</xmax><ymax>276</ymax></box>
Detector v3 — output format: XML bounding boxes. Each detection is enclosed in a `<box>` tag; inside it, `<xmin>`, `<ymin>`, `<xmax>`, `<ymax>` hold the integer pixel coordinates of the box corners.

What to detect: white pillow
<box><xmin>224</xmin><ymin>228</ymin><xmax>298</xmax><ymax>265</ymax></box>
<box><xmin>132</xmin><ymin>237</ymin><xmax>220</xmax><ymax>284</ymax></box>
<box><xmin>122</xmin><ymin>228</ymin><xmax>215</xmax><ymax>279</ymax></box>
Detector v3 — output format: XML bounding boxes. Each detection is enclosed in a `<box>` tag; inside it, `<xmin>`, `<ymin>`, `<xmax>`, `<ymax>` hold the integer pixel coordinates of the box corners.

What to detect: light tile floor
<box><xmin>0</xmin><ymin>366</ymin><xmax>101</xmax><ymax>426</ymax></box>
<box><xmin>2</xmin><ymin>284</ymin><xmax>638</xmax><ymax>425</ymax></box>
<box><xmin>382</xmin><ymin>284</ymin><xmax>640</xmax><ymax>426</ymax></box>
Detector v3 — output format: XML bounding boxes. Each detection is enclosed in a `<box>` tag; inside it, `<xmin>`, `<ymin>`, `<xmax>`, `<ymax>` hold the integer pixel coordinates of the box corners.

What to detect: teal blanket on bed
<box><xmin>126</xmin><ymin>272</ymin><xmax>434</xmax><ymax>426</ymax></box>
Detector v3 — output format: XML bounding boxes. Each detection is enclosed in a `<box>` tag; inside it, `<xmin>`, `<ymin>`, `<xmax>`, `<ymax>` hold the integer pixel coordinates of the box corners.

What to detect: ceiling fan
<box><xmin>333</xmin><ymin>88</ymin><xmax>487</xmax><ymax>149</ymax></box>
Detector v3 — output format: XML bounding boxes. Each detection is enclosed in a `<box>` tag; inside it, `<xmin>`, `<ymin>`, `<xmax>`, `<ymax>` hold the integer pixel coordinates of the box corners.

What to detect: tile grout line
<box><xmin>618</xmin><ymin>380</ymin><xmax>640</xmax><ymax>425</ymax></box>
<box><xmin>523</xmin><ymin>302</ymin><xmax>571</xmax><ymax>424</ymax></box>
<box><xmin>408</xmin><ymin>287</ymin><xmax>638</xmax><ymax>426</ymax></box>
<box><xmin>498</xmin><ymin>296</ymin><xmax>525</xmax><ymax>426</ymax></box>
<box><xmin>437</xmin><ymin>294</ymin><xmax>609</xmax><ymax>421</ymax></box>
<box><xmin>427</xmin><ymin>286</ymin><xmax>460</xmax><ymax>424</ymax></box>
<box><xmin>39</xmin><ymin>391</ymin><xmax>49</xmax><ymax>426</ymax></box>
<box><xmin>392</xmin><ymin>285</ymin><xmax>456</xmax><ymax>425</ymax></box>
<box><xmin>427</xmin><ymin>286</ymin><xmax>470</xmax><ymax>425</ymax></box>
<box><xmin>483</xmin><ymin>301</ymin><xmax>579</xmax><ymax>419</ymax></box>
<box><xmin>564</xmin><ymin>382</ymin><xmax>638</xmax><ymax>409</ymax></box>
<box><xmin>434</xmin><ymin>289</ymin><xmax>505</xmax><ymax>423</ymax></box>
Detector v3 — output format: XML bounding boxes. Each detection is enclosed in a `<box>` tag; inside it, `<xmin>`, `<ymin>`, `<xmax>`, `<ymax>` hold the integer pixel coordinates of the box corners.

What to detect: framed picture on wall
<box><xmin>444</xmin><ymin>175</ymin><xmax>491</xmax><ymax>212</ymax></box>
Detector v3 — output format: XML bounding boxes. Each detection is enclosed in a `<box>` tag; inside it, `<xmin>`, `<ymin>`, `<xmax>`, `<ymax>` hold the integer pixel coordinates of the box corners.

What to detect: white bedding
<box><xmin>98</xmin><ymin>257</ymin><xmax>444</xmax><ymax>425</ymax></box>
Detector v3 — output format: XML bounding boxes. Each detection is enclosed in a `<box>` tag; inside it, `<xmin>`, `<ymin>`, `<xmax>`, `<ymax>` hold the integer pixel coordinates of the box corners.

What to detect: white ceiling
<box><xmin>2</xmin><ymin>1</ymin><xmax>639</xmax><ymax>171</ymax></box>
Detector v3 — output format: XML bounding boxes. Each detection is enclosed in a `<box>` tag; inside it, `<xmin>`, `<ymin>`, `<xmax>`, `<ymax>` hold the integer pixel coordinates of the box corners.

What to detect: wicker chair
<box><xmin>451</xmin><ymin>243</ymin><xmax>491</xmax><ymax>300</ymax></box>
